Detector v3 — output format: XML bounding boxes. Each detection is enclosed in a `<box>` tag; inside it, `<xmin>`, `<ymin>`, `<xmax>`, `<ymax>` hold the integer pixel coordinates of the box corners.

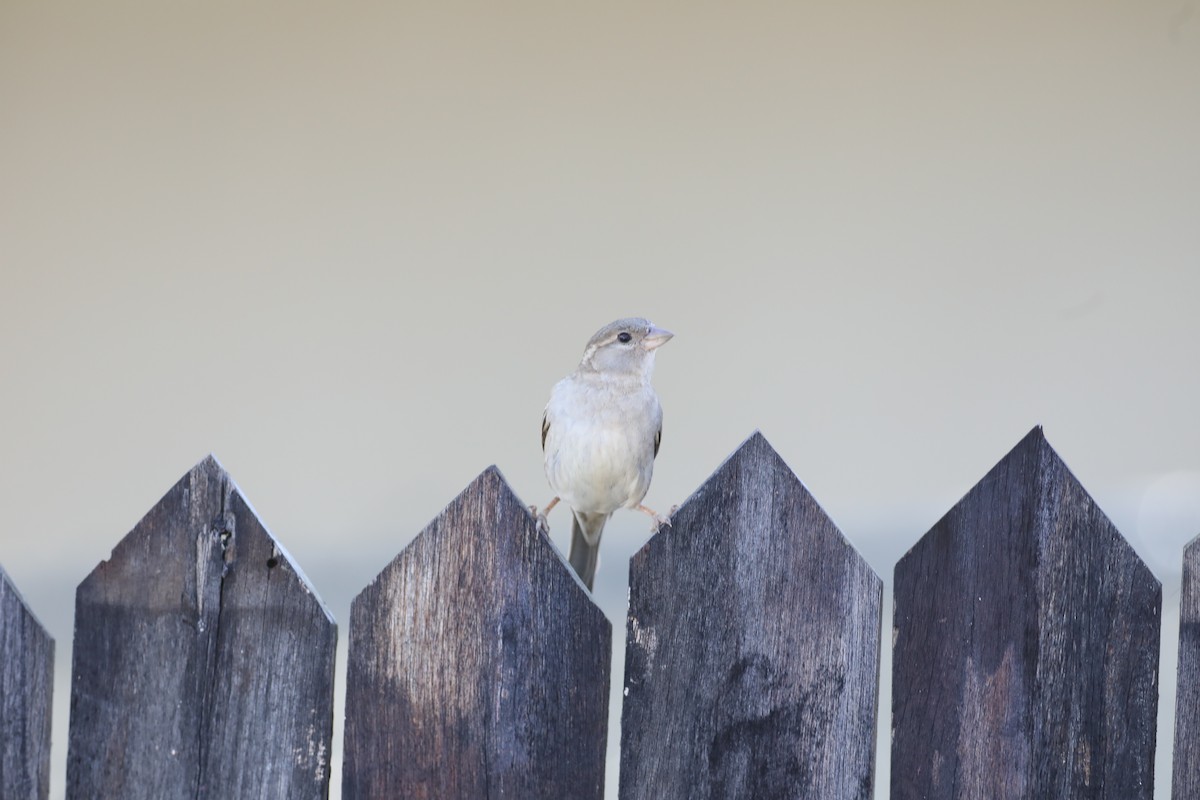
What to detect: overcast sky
<box><xmin>3</xmin><ymin>1</ymin><xmax>1198</xmax><ymax>797</ymax></box>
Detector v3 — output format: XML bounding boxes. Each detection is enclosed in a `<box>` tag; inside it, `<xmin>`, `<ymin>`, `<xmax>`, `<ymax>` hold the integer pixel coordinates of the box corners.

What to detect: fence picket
<box><xmin>619</xmin><ymin>431</ymin><xmax>882</xmax><ymax>799</ymax></box>
<box><xmin>0</xmin><ymin>566</ymin><xmax>54</xmax><ymax>800</ymax></box>
<box><xmin>892</xmin><ymin>426</ymin><xmax>1161</xmax><ymax>798</ymax></box>
<box><xmin>342</xmin><ymin>465</ymin><xmax>611</xmax><ymax>799</ymax></box>
<box><xmin>1173</xmin><ymin>534</ymin><xmax>1200</xmax><ymax>797</ymax></box>
<box><xmin>66</xmin><ymin>456</ymin><xmax>336</xmax><ymax>799</ymax></box>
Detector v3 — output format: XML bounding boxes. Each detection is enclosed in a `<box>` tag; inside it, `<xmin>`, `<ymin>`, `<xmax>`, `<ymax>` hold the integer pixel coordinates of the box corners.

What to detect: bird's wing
<box><xmin>541</xmin><ymin>410</ymin><xmax>550</xmax><ymax>451</ymax></box>
<box><xmin>653</xmin><ymin>425</ymin><xmax>661</xmax><ymax>458</ymax></box>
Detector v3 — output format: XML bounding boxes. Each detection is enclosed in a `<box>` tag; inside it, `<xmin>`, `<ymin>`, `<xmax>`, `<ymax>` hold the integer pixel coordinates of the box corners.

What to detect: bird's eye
<box><xmin>617</xmin><ymin>332</ymin><xmax>633</xmax><ymax>343</ymax></box>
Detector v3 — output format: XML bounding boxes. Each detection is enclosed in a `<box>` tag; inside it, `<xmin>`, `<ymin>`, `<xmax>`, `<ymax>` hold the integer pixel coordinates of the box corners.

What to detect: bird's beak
<box><xmin>642</xmin><ymin>325</ymin><xmax>674</xmax><ymax>351</ymax></box>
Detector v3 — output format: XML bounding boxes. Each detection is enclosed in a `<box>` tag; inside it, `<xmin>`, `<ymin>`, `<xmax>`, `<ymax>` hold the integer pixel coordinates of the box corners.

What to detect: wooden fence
<box><xmin>0</xmin><ymin>426</ymin><xmax>1193</xmax><ymax>799</ymax></box>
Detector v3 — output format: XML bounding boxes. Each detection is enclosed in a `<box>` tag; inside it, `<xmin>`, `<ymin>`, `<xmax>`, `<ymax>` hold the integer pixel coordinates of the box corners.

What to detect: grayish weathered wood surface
<box><xmin>1</xmin><ymin>565</ymin><xmax>54</xmax><ymax>800</ymax></box>
<box><xmin>343</xmin><ymin>466</ymin><xmax>612</xmax><ymax>799</ymax></box>
<box><xmin>892</xmin><ymin>427</ymin><xmax>1161</xmax><ymax>799</ymax></box>
<box><xmin>1173</xmin><ymin>534</ymin><xmax>1200</xmax><ymax>798</ymax></box>
<box><xmin>67</xmin><ymin>456</ymin><xmax>336</xmax><ymax>800</ymax></box>
<box><xmin>620</xmin><ymin>431</ymin><xmax>882</xmax><ymax>800</ymax></box>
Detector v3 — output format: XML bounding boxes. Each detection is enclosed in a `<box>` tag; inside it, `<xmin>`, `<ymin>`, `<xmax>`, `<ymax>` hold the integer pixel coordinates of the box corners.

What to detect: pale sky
<box><xmin>2</xmin><ymin>1</ymin><xmax>1198</xmax><ymax>797</ymax></box>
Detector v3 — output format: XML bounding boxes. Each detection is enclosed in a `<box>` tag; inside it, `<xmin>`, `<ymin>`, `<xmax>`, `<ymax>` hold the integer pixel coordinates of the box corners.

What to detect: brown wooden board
<box><xmin>342</xmin><ymin>466</ymin><xmax>611</xmax><ymax>799</ymax></box>
<box><xmin>0</xmin><ymin>565</ymin><xmax>54</xmax><ymax>800</ymax></box>
<box><xmin>1173</xmin><ymin>533</ymin><xmax>1200</xmax><ymax>798</ymax></box>
<box><xmin>892</xmin><ymin>427</ymin><xmax>1160</xmax><ymax>798</ymax></box>
<box><xmin>620</xmin><ymin>431</ymin><xmax>882</xmax><ymax>800</ymax></box>
<box><xmin>67</xmin><ymin>456</ymin><xmax>336</xmax><ymax>799</ymax></box>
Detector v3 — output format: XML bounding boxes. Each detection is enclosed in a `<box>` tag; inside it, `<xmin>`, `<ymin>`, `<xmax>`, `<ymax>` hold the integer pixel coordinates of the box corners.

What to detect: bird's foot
<box><xmin>637</xmin><ymin>504</ymin><xmax>676</xmax><ymax>533</ymax></box>
<box><xmin>656</xmin><ymin>504</ymin><xmax>681</xmax><ymax>531</ymax></box>
<box><xmin>532</xmin><ymin>497</ymin><xmax>559</xmax><ymax>535</ymax></box>
<box><xmin>529</xmin><ymin>505</ymin><xmax>551</xmax><ymax>535</ymax></box>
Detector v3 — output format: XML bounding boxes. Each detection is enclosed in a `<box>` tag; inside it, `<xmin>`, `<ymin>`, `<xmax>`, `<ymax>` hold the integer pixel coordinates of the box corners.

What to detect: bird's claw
<box><xmin>651</xmin><ymin>506</ymin><xmax>679</xmax><ymax>533</ymax></box>
<box><xmin>530</xmin><ymin>505</ymin><xmax>551</xmax><ymax>535</ymax></box>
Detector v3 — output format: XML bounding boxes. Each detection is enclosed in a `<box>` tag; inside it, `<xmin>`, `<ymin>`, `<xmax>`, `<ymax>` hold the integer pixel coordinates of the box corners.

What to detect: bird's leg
<box><xmin>636</xmin><ymin>504</ymin><xmax>675</xmax><ymax>532</ymax></box>
<box><xmin>531</xmin><ymin>496</ymin><xmax>559</xmax><ymax>534</ymax></box>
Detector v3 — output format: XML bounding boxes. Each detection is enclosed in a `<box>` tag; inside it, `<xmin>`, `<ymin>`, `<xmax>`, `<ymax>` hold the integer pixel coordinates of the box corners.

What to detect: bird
<box><xmin>536</xmin><ymin>317</ymin><xmax>673</xmax><ymax>591</ymax></box>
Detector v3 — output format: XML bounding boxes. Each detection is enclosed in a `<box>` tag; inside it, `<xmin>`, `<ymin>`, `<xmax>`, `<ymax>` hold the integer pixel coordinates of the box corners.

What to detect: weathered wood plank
<box><xmin>1173</xmin><ymin>534</ymin><xmax>1200</xmax><ymax>798</ymax></box>
<box><xmin>67</xmin><ymin>456</ymin><xmax>336</xmax><ymax>800</ymax></box>
<box><xmin>0</xmin><ymin>565</ymin><xmax>54</xmax><ymax>800</ymax></box>
<box><xmin>892</xmin><ymin>426</ymin><xmax>1161</xmax><ymax>799</ymax></box>
<box><xmin>620</xmin><ymin>431</ymin><xmax>882</xmax><ymax>800</ymax></box>
<box><xmin>343</xmin><ymin>466</ymin><xmax>611</xmax><ymax>799</ymax></box>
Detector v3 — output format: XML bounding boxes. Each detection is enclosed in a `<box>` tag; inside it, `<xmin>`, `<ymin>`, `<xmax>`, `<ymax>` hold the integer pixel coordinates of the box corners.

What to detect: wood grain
<box><xmin>0</xmin><ymin>565</ymin><xmax>54</xmax><ymax>800</ymax></box>
<box><xmin>342</xmin><ymin>465</ymin><xmax>611</xmax><ymax>799</ymax></box>
<box><xmin>1173</xmin><ymin>534</ymin><xmax>1200</xmax><ymax>798</ymax></box>
<box><xmin>620</xmin><ymin>431</ymin><xmax>882</xmax><ymax>800</ymax></box>
<box><xmin>892</xmin><ymin>427</ymin><xmax>1161</xmax><ymax>799</ymax></box>
<box><xmin>66</xmin><ymin>456</ymin><xmax>336</xmax><ymax>799</ymax></box>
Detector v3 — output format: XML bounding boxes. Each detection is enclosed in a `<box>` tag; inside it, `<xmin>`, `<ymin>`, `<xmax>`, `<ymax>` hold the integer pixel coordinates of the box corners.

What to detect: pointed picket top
<box><xmin>67</xmin><ymin>455</ymin><xmax>336</xmax><ymax>800</ymax></box>
<box><xmin>892</xmin><ymin>426</ymin><xmax>1161</xmax><ymax>799</ymax></box>
<box><xmin>1172</xmin><ymin>533</ymin><xmax>1200</xmax><ymax>798</ymax></box>
<box><xmin>620</xmin><ymin>431</ymin><xmax>882</xmax><ymax>800</ymax></box>
<box><xmin>1</xmin><ymin>565</ymin><xmax>54</xmax><ymax>800</ymax></box>
<box><xmin>343</xmin><ymin>465</ymin><xmax>611</xmax><ymax>800</ymax></box>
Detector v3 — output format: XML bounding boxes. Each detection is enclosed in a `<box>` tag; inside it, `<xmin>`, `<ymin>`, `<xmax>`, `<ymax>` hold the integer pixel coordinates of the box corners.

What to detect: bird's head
<box><xmin>579</xmin><ymin>317</ymin><xmax>673</xmax><ymax>378</ymax></box>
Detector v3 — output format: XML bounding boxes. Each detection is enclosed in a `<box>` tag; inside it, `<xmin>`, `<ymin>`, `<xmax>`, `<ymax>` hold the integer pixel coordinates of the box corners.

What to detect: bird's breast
<box><xmin>543</xmin><ymin>378</ymin><xmax>660</xmax><ymax>514</ymax></box>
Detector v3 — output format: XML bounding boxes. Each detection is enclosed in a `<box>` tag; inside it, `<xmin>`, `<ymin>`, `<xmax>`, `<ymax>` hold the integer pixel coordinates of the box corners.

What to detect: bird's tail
<box><xmin>569</xmin><ymin>511</ymin><xmax>610</xmax><ymax>591</ymax></box>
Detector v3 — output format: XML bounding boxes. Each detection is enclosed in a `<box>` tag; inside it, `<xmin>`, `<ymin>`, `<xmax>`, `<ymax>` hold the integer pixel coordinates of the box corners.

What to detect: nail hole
<box><xmin>266</xmin><ymin>557</ymin><xmax>279</xmax><ymax>569</ymax></box>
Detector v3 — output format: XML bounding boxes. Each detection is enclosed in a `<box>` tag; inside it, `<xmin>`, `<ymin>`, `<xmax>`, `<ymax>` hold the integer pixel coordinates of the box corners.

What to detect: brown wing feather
<box><xmin>654</xmin><ymin>426</ymin><xmax>661</xmax><ymax>458</ymax></box>
<box><xmin>541</xmin><ymin>411</ymin><xmax>550</xmax><ymax>451</ymax></box>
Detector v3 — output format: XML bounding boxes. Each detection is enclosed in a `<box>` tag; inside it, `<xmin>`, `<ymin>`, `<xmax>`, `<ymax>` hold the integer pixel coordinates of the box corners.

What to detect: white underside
<box><xmin>543</xmin><ymin>371</ymin><xmax>661</xmax><ymax>515</ymax></box>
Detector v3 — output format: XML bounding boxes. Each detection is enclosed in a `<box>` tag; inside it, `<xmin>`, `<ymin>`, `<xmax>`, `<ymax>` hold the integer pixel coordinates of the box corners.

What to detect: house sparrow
<box><xmin>536</xmin><ymin>318</ymin><xmax>673</xmax><ymax>591</ymax></box>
